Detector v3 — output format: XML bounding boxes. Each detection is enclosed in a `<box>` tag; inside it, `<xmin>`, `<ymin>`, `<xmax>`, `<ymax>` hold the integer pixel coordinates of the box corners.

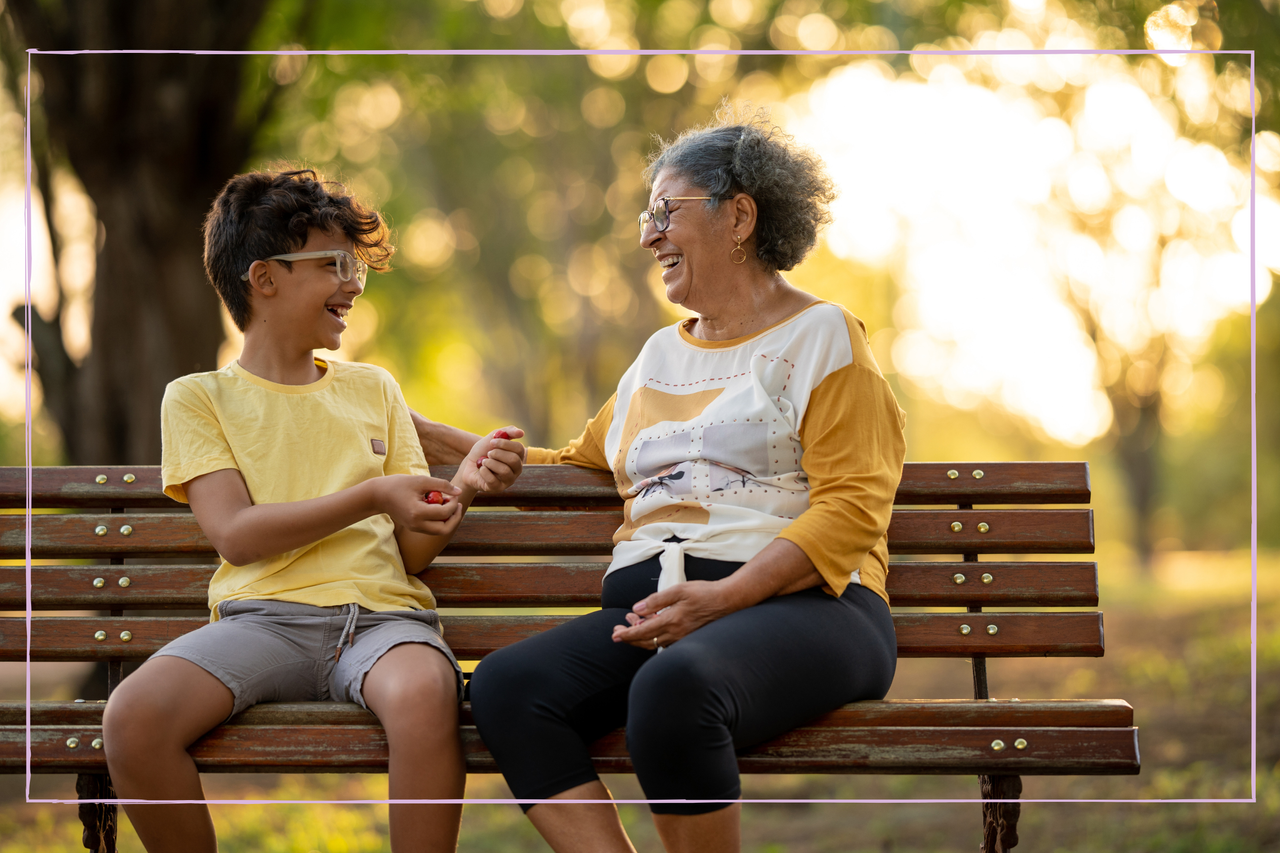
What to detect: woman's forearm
<box><xmin>410</xmin><ymin>409</ymin><xmax>480</xmax><ymax>465</ymax></box>
<box><xmin>716</xmin><ymin>538</ymin><xmax>825</xmax><ymax>613</ymax></box>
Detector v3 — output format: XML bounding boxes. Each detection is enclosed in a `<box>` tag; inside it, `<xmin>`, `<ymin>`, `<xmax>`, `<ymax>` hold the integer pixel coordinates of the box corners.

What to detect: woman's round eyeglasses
<box><xmin>240</xmin><ymin>250</ymin><xmax>367</xmax><ymax>285</ymax></box>
<box><xmin>638</xmin><ymin>197</ymin><xmax>718</xmax><ymax>235</ymax></box>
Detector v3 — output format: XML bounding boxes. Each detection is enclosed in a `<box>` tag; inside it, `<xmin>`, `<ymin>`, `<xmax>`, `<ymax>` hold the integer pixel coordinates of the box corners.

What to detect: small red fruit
<box><xmin>424</xmin><ymin>491</ymin><xmax>446</xmax><ymax>505</ymax></box>
<box><xmin>495</xmin><ymin>430</ymin><xmax>511</xmax><ymax>440</ymax></box>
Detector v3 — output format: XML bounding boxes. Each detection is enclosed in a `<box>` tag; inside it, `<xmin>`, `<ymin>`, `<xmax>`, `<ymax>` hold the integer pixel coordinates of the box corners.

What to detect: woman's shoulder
<box><xmin>792</xmin><ymin>301</ymin><xmax>868</xmax><ymax>340</ymax></box>
<box><xmin>634</xmin><ymin>320</ymin><xmax>689</xmax><ymax>355</ymax></box>
<box><xmin>781</xmin><ymin>302</ymin><xmax>882</xmax><ymax>374</ymax></box>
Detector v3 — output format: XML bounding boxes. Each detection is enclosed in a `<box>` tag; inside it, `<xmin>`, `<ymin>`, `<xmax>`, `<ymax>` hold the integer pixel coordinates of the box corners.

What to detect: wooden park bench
<box><xmin>0</xmin><ymin>462</ymin><xmax>1139</xmax><ymax>853</ymax></box>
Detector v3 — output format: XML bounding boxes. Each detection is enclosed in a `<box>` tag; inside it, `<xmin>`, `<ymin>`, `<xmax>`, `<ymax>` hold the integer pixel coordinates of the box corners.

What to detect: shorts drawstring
<box><xmin>335</xmin><ymin>603</ymin><xmax>359</xmax><ymax>663</ymax></box>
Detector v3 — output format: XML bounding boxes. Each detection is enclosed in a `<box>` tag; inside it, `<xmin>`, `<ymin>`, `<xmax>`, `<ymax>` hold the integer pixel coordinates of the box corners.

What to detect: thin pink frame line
<box><xmin>22</xmin><ymin>42</ymin><xmax>35</xmax><ymax>807</ymax></box>
<box><xmin>1248</xmin><ymin>46</ymin><xmax>1259</xmax><ymax>805</ymax></box>
<box><xmin>22</xmin><ymin>44</ymin><xmax>1259</xmax><ymax>808</ymax></box>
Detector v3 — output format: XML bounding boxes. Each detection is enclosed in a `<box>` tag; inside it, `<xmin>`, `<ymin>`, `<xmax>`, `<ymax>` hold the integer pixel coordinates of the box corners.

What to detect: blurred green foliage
<box><xmin>1160</xmin><ymin>293</ymin><xmax>1278</xmax><ymax>549</ymax></box>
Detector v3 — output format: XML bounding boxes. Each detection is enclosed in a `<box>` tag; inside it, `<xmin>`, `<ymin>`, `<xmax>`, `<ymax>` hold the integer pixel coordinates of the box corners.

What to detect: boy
<box><xmin>102</xmin><ymin>169</ymin><xmax>526</xmax><ymax>853</ymax></box>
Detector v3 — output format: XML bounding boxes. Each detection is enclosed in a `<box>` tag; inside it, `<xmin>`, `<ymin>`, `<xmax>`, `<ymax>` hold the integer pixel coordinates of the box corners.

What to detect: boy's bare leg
<box><xmin>361</xmin><ymin>642</ymin><xmax>466</xmax><ymax>853</ymax></box>
<box><xmin>102</xmin><ymin>655</ymin><xmax>235</xmax><ymax>853</ymax></box>
<box><xmin>526</xmin><ymin>781</ymin><xmax>638</xmax><ymax>853</ymax></box>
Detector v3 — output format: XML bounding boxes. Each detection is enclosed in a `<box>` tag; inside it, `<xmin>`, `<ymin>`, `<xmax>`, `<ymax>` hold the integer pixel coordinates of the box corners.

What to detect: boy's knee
<box><xmin>103</xmin><ymin>684</ymin><xmax>173</xmax><ymax>762</ymax></box>
<box><xmin>366</xmin><ymin>645</ymin><xmax>458</xmax><ymax>721</ymax></box>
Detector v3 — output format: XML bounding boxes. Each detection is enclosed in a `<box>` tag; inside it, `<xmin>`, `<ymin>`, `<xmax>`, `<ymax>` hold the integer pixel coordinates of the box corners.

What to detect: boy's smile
<box><xmin>275</xmin><ymin>228</ymin><xmax>363</xmax><ymax>352</ymax></box>
<box><xmin>240</xmin><ymin>227</ymin><xmax>366</xmax><ymax>385</ymax></box>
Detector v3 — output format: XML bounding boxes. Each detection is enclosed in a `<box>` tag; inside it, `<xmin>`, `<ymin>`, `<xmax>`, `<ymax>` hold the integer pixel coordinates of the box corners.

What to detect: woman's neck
<box><xmin>689</xmin><ymin>273</ymin><xmax>819</xmax><ymax>342</ymax></box>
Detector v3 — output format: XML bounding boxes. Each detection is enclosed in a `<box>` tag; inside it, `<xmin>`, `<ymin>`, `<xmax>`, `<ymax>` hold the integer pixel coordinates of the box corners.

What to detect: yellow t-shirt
<box><xmin>160</xmin><ymin>358</ymin><xmax>437</xmax><ymax>618</ymax></box>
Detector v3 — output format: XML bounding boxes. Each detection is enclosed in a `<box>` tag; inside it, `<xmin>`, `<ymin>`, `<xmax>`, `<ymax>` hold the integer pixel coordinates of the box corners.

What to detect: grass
<box><xmin>2</xmin><ymin>549</ymin><xmax>1276</xmax><ymax>852</ymax></box>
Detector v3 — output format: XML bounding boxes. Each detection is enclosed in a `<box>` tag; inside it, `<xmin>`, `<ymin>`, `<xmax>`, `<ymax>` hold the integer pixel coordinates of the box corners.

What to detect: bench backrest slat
<box><xmin>0</xmin><ymin>508</ymin><xmax>1094</xmax><ymax>560</ymax></box>
<box><xmin>0</xmin><ymin>562</ymin><xmax>1101</xmax><ymax>610</ymax></box>
<box><xmin>0</xmin><ymin>611</ymin><xmax>1105</xmax><ymax>662</ymax></box>
<box><xmin>0</xmin><ymin>462</ymin><xmax>1091</xmax><ymax>509</ymax></box>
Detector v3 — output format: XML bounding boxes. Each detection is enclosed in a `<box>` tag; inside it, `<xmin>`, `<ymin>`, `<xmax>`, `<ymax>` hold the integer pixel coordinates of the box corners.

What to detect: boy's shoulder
<box><xmin>325</xmin><ymin>360</ymin><xmax>405</xmax><ymax>401</ymax></box>
<box><xmin>163</xmin><ymin>362</ymin><xmax>238</xmax><ymax>401</ymax></box>
<box><xmin>329</xmin><ymin>359</ymin><xmax>396</xmax><ymax>383</ymax></box>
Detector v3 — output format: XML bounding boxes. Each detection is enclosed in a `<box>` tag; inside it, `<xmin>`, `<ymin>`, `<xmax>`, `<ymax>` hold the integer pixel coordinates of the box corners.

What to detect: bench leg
<box><xmin>979</xmin><ymin>774</ymin><xmax>1021</xmax><ymax>852</ymax></box>
<box><xmin>75</xmin><ymin>773</ymin><xmax>118</xmax><ymax>853</ymax></box>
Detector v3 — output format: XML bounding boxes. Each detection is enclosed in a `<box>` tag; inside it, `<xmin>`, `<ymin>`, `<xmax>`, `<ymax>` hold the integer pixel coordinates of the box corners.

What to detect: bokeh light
<box><xmin>788</xmin><ymin>34</ymin><xmax>1275</xmax><ymax>446</ymax></box>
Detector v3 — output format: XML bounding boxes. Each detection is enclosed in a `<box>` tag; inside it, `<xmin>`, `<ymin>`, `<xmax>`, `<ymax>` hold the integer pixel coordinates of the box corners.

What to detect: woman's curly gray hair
<box><xmin>643</xmin><ymin>105</ymin><xmax>837</xmax><ymax>272</ymax></box>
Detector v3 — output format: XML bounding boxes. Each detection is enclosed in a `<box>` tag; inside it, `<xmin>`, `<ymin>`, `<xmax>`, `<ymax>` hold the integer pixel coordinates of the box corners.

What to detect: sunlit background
<box><xmin>792</xmin><ymin>46</ymin><xmax>1273</xmax><ymax>446</ymax></box>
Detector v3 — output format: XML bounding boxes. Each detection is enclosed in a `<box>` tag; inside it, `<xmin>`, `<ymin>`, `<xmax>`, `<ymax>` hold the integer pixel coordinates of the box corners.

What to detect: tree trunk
<box><xmin>4</xmin><ymin>0</ymin><xmax>292</xmax><ymax>464</ymax></box>
<box><xmin>1113</xmin><ymin>393</ymin><xmax>1161</xmax><ymax>573</ymax></box>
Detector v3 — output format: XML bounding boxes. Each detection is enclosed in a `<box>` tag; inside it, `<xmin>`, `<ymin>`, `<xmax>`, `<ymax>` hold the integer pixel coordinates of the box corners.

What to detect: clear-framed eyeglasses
<box><xmin>240</xmin><ymin>250</ymin><xmax>368</xmax><ymax>285</ymax></box>
<box><xmin>638</xmin><ymin>197</ymin><xmax>718</xmax><ymax>235</ymax></box>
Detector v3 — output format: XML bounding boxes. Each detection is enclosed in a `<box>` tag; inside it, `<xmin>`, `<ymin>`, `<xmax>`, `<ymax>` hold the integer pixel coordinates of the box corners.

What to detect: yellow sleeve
<box><xmin>775</xmin><ymin>363</ymin><xmax>906</xmax><ymax>603</ymax></box>
<box><xmin>526</xmin><ymin>393</ymin><xmax>616</xmax><ymax>471</ymax></box>
<box><xmin>160</xmin><ymin>378</ymin><xmax>238</xmax><ymax>505</ymax></box>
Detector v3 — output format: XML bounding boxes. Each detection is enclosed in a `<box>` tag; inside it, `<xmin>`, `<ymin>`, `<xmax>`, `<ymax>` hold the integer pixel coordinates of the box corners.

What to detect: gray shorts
<box><xmin>151</xmin><ymin>599</ymin><xmax>463</xmax><ymax>719</ymax></box>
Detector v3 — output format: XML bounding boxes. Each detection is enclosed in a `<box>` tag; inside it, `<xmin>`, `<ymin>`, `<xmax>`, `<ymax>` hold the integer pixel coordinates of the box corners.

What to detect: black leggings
<box><xmin>468</xmin><ymin>554</ymin><xmax>897</xmax><ymax>815</ymax></box>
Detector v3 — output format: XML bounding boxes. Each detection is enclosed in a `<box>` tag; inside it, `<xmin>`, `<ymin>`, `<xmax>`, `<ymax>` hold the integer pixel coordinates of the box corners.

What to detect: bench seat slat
<box><xmin>1</xmin><ymin>612</ymin><xmax>1105</xmax><ymax>660</ymax></box>
<box><xmin>0</xmin><ymin>509</ymin><xmax>1095</xmax><ymax>560</ymax></box>
<box><xmin>5</xmin><ymin>722</ymin><xmax>1138</xmax><ymax>776</ymax></box>
<box><xmin>0</xmin><ymin>462</ymin><xmax>1091</xmax><ymax>509</ymax></box>
<box><xmin>2</xmin><ymin>699</ymin><xmax>1135</xmax><ymax>729</ymax></box>
<box><xmin>0</xmin><ymin>561</ymin><xmax>1101</xmax><ymax>610</ymax></box>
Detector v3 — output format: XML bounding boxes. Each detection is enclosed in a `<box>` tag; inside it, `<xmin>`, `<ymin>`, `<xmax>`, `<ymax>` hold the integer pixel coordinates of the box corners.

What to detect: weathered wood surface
<box><xmin>0</xmin><ymin>561</ymin><xmax>1100</xmax><ymax>610</ymax></box>
<box><xmin>0</xmin><ymin>612</ymin><xmax>1105</xmax><ymax>661</ymax></box>
<box><xmin>3</xmin><ymin>701</ymin><xmax>1137</xmax><ymax>776</ymax></box>
<box><xmin>0</xmin><ymin>462</ymin><xmax>1090</xmax><ymax>509</ymax></box>
<box><xmin>0</xmin><ymin>509</ymin><xmax>1094</xmax><ymax>560</ymax></box>
<box><xmin>1</xmin><ymin>699</ymin><xmax>1135</xmax><ymax>729</ymax></box>
<box><xmin>1</xmin><ymin>459</ymin><xmax>1140</xmax><ymax>805</ymax></box>
<box><xmin>8</xmin><ymin>724</ymin><xmax>1139</xmax><ymax>775</ymax></box>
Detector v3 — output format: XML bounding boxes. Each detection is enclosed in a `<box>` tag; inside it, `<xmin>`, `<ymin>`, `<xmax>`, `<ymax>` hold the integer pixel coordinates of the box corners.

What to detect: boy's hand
<box><xmin>461</xmin><ymin>427</ymin><xmax>526</xmax><ymax>494</ymax></box>
<box><xmin>375</xmin><ymin>474</ymin><xmax>464</xmax><ymax>535</ymax></box>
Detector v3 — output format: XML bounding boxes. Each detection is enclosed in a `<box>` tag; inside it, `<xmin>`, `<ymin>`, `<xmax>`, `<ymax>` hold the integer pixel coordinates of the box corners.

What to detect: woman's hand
<box><xmin>610</xmin><ymin>540</ymin><xmax>827</xmax><ymax>650</ymax></box>
<box><xmin>610</xmin><ymin>580</ymin><xmax>733</xmax><ymax>650</ymax></box>
<box><xmin>459</xmin><ymin>427</ymin><xmax>527</xmax><ymax>494</ymax></box>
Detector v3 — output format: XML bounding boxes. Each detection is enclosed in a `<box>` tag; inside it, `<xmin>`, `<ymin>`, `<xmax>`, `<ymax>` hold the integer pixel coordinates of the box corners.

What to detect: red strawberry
<box><xmin>495</xmin><ymin>430</ymin><xmax>511</xmax><ymax>440</ymax></box>
<box><xmin>424</xmin><ymin>491</ymin><xmax>446</xmax><ymax>505</ymax></box>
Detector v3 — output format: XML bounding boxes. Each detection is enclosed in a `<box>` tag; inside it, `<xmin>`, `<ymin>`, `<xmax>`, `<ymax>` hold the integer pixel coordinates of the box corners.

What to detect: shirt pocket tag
<box><xmin>371</xmin><ymin>438</ymin><xmax>387</xmax><ymax>456</ymax></box>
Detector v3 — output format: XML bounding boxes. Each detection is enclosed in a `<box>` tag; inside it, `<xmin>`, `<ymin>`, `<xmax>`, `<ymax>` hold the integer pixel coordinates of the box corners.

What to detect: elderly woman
<box><xmin>418</xmin><ymin>113</ymin><xmax>906</xmax><ymax>853</ymax></box>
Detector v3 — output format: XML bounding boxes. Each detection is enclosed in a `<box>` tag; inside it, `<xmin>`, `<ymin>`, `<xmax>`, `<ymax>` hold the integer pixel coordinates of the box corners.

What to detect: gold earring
<box><xmin>731</xmin><ymin>234</ymin><xmax>747</xmax><ymax>265</ymax></box>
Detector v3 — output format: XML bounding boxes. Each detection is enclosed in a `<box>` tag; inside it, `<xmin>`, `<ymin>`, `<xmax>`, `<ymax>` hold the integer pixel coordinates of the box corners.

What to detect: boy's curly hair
<box><xmin>644</xmin><ymin>103</ymin><xmax>836</xmax><ymax>273</ymax></box>
<box><xmin>203</xmin><ymin>168</ymin><xmax>394</xmax><ymax>331</ymax></box>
